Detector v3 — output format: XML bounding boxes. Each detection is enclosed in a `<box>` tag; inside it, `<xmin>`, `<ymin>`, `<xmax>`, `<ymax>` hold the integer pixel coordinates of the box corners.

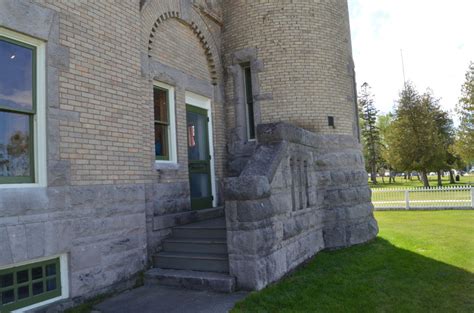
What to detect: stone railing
<box><xmin>224</xmin><ymin>122</ymin><xmax>378</xmax><ymax>290</ymax></box>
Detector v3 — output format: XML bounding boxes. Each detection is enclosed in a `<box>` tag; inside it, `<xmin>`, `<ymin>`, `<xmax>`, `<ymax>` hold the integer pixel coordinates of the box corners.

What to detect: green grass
<box><xmin>369</xmin><ymin>174</ymin><xmax>474</xmax><ymax>189</ymax></box>
<box><xmin>232</xmin><ymin>211</ymin><xmax>474</xmax><ymax>313</ymax></box>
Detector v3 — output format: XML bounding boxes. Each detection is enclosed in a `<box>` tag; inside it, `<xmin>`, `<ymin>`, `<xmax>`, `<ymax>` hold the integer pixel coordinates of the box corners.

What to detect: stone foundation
<box><xmin>224</xmin><ymin>123</ymin><xmax>378</xmax><ymax>290</ymax></box>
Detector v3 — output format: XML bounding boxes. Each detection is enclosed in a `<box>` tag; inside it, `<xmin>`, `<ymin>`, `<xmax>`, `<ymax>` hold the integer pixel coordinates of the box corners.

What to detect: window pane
<box><xmin>244</xmin><ymin>66</ymin><xmax>253</xmax><ymax>104</ymax></box>
<box><xmin>16</xmin><ymin>270</ymin><xmax>29</xmax><ymax>284</ymax></box>
<box><xmin>32</xmin><ymin>267</ymin><xmax>43</xmax><ymax>280</ymax></box>
<box><xmin>155</xmin><ymin>124</ymin><xmax>169</xmax><ymax>159</ymax></box>
<box><xmin>0</xmin><ymin>111</ymin><xmax>31</xmax><ymax>177</ymax></box>
<box><xmin>243</xmin><ymin>66</ymin><xmax>256</xmax><ymax>140</ymax></box>
<box><xmin>46</xmin><ymin>278</ymin><xmax>57</xmax><ymax>292</ymax></box>
<box><xmin>154</xmin><ymin>88</ymin><xmax>168</xmax><ymax>123</ymax></box>
<box><xmin>17</xmin><ymin>285</ymin><xmax>29</xmax><ymax>300</ymax></box>
<box><xmin>33</xmin><ymin>281</ymin><xmax>44</xmax><ymax>296</ymax></box>
<box><xmin>1</xmin><ymin>289</ymin><xmax>14</xmax><ymax>304</ymax></box>
<box><xmin>0</xmin><ymin>273</ymin><xmax>14</xmax><ymax>288</ymax></box>
<box><xmin>0</xmin><ymin>39</ymin><xmax>33</xmax><ymax>111</ymax></box>
<box><xmin>45</xmin><ymin>264</ymin><xmax>56</xmax><ymax>277</ymax></box>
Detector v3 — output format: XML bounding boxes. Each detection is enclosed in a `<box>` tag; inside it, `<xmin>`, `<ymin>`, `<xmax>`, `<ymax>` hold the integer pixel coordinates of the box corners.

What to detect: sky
<box><xmin>348</xmin><ymin>0</ymin><xmax>474</xmax><ymax>121</ymax></box>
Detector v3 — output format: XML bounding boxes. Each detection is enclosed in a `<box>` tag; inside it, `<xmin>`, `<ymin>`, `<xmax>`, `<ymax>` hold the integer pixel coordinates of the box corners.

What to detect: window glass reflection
<box><xmin>0</xmin><ymin>39</ymin><xmax>33</xmax><ymax>111</ymax></box>
<box><xmin>0</xmin><ymin>111</ymin><xmax>30</xmax><ymax>177</ymax></box>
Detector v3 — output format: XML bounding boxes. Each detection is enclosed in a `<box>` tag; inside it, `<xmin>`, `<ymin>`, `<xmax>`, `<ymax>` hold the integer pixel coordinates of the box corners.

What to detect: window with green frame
<box><xmin>0</xmin><ymin>258</ymin><xmax>61</xmax><ymax>312</ymax></box>
<box><xmin>0</xmin><ymin>36</ymin><xmax>36</xmax><ymax>184</ymax></box>
<box><xmin>154</xmin><ymin>87</ymin><xmax>170</xmax><ymax>161</ymax></box>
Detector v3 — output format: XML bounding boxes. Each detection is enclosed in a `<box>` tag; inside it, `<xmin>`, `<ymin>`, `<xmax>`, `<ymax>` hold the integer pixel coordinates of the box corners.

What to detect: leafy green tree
<box><xmin>377</xmin><ymin>113</ymin><xmax>397</xmax><ymax>183</ymax></box>
<box><xmin>358</xmin><ymin>83</ymin><xmax>382</xmax><ymax>184</ymax></box>
<box><xmin>454</xmin><ymin>62</ymin><xmax>474</xmax><ymax>164</ymax></box>
<box><xmin>386</xmin><ymin>83</ymin><xmax>448</xmax><ymax>187</ymax></box>
<box><xmin>425</xmin><ymin>91</ymin><xmax>455</xmax><ymax>186</ymax></box>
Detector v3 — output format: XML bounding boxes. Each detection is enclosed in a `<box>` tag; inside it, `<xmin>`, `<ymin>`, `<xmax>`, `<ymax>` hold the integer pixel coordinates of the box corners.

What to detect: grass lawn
<box><xmin>232</xmin><ymin>211</ymin><xmax>474</xmax><ymax>313</ymax></box>
<box><xmin>369</xmin><ymin>174</ymin><xmax>474</xmax><ymax>189</ymax></box>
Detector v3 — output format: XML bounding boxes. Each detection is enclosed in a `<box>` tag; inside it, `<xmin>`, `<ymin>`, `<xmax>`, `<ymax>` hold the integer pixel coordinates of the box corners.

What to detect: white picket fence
<box><xmin>372</xmin><ymin>186</ymin><xmax>474</xmax><ymax>210</ymax></box>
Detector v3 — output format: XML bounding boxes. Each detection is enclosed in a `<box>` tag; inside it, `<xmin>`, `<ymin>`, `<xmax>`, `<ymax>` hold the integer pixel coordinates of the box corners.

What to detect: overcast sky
<box><xmin>348</xmin><ymin>0</ymin><xmax>474</xmax><ymax>120</ymax></box>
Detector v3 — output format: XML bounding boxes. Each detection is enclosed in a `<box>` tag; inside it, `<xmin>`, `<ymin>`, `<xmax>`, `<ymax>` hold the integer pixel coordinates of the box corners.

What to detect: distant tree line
<box><xmin>358</xmin><ymin>62</ymin><xmax>474</xmax><ymax>187</ymax></box>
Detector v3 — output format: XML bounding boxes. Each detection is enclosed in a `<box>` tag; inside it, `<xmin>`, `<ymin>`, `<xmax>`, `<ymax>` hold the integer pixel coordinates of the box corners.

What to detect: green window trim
<box><xmin>0</xmin><ymin>258</ymin><xmax>61</xmax><ymax>312</ymax></box>
<box><xmin>0</xmin><ymin>35</ymin><xmax>37</xmax><ymax>185</ymax></box>
<box><xmin>154</xmin><ymin>86</ymin><xmax>171</xmax><ymax>161</ymax></box>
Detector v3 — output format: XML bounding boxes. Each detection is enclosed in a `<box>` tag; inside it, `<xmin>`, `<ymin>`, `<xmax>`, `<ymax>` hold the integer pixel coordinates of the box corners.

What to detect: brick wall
<box><xmin>223</xmin><ymin>0</ymin><xmax>358</xmax><ymax>137</ymax></box>
<box><xmin>38</xmin><ymin>0</ymin><xmax>152</xmax><ymax>185</ymax></box>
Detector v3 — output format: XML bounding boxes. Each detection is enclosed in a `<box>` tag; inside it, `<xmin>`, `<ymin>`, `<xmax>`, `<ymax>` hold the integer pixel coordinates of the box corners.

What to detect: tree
<box><xmin>426</xmin><ymin>91</ymin><xmax>455</xmax><ymax>186</ymax></box>
<box><xmin>454</xmin><ymin>62</ymin><xmax>474</xmax><ymax>164</ymax></box>
<box><xmin>377</xmin><ymin>113</ymin><xmax>396</xmax><ymax>183</ymax></box>
<box><xmin>385</xmin><ymin>83</ymin><xmax>448</xmax><ymax>187</ymax></box>
<box><xmin>358</xmin><ymin>83</ymin><xmax>382</xmax><ymax>184</ymax></box>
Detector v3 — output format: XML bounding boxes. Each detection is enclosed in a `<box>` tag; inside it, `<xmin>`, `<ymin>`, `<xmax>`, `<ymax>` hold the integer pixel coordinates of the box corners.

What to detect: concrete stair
<box><xmin>146</xmin><ymin>217</ymin><xmax>235</xmax><ymax>292</ymax></box>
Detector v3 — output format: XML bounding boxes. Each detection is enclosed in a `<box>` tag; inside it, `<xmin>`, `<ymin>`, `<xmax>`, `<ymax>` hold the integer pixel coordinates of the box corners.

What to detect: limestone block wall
<box><xmin>224</xmin><ymin>123</ymin><xmax>378</xmax><ymax>290</ymax></box>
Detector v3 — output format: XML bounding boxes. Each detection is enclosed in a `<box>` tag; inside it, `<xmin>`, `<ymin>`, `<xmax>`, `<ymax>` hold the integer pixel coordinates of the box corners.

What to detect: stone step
<box><xmin>153</xmin><ymin>207</ymin><xmax>224</xmax><ymax>231</ymax></box>
<box><xmin>144</xmin><ymin>268</ymin><xmax>235</xmax><ymax>293</ymax></box>
<box><xmin>172</xmin><ymin>217</ymin><xmax>226</xmax><ymax>239</ymax></box>
<box><xmin>153</xmin><ymin>251</ymin><xmax>229</xmax><ymax>273</ymax></box>
<box><xmin>163</xmin><ymin>238</ymin><xmax>228</xmax><ymax>254</ymax></box>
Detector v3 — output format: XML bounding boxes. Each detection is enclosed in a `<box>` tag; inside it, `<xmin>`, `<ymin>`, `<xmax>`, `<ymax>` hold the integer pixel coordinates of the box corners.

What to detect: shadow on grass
<box><xmin>232</xmin><ymin>238</ymin><xmax>474</xmax><ymax>313</ymax></box>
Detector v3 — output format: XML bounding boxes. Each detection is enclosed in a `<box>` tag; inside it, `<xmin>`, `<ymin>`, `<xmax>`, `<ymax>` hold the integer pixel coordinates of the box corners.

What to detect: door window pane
<box><xmin>0</xmin><ymin>111</ymin><xmax>31</xmax><ymax>177</ymax></box>
<box><xmin>0</xmin><ymin>38</ymin><xmax>33</xmax><ymax>111</ymax></box>
<box><xmin>187</xmin><ymin>111</ymin><xmax>208</xmax><ymax>161</ymax></box>
<box><xmin>189</xmin><ymin>173</ymin><xmax>211</xmax><ymax>198</ymax></box>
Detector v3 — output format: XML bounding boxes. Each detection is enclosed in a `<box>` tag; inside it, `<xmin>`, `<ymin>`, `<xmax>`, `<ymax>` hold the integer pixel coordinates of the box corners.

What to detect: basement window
<box><xmin>0</xmin><ymin>258</ymin><xmax>62</xmax><ymax>312</ymax></box>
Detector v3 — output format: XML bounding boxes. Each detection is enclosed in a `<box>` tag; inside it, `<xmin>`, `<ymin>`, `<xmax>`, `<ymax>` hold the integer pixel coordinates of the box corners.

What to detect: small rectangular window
<box><xmin>0</xmin><ymin>36</ymin><xmax>36</xmax><ymax>184</ymax></box>
<box><xmin>0</xmin><ymin>258</ymin><xmax>61</xmax><ymax>312</ymax></box>
<box><xmin>242</xmin><ymin>64</ymin><xmax>256</xmax><ymax>140</ymax></box>
<box><xmin>328</xmin><ymin>116</ymin><xmax>335</xmax><ymax>128</ymax></box>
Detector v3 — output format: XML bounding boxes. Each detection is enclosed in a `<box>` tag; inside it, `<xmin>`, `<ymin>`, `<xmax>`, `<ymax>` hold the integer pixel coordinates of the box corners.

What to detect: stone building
<box><xmin>0</xmin><ymin>0</ymin><xmax>377</xmax><ymax>311</ymax></box>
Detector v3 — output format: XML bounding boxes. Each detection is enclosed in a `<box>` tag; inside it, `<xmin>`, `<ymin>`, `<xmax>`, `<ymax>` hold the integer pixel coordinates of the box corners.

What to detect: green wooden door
<box><xmin>186</xmin><ymin>105</ymin><xmax>213</xmax><ymax>210</ymax></box>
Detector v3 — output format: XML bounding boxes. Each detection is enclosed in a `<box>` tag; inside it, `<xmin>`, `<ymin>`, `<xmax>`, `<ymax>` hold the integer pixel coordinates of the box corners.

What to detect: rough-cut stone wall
<box><xmin>223</xmin><ymin>0</ymin><xmax>359</xmax><ymax>141</ymax></box>
<box><xmin>224</xmin><ymin>123</ymin><xmax>378</xmax><ymax>290</ymax></box>
<box><xmin>0</xmin><ymin>185</ymin><xmax>147</xmax><ymax>299</ymax></box>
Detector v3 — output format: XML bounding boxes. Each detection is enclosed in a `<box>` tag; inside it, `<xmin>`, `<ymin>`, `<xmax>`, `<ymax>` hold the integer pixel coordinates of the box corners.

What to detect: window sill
<box><xmin>0</xmin><ymin>183</ymin><xmax>44</xmax><ymax>189</ymax></box>
<box><xmin>155</xmin><ymin>161</ymin><xmax>180</xmax><ymax>171</ymax></box>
